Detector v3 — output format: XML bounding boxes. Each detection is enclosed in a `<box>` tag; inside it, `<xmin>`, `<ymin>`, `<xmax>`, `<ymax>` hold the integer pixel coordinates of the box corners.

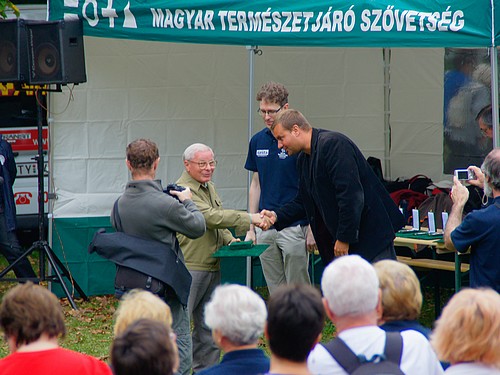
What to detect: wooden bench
<box><xmin>397</xmin><ymin>255</ymin><xmax>470</xmax><ymax>319</ymax></box>
<box><xmin>397</xmin><ymin>256</ymin><xmax>469</xmax><ymax>273</ymax></box>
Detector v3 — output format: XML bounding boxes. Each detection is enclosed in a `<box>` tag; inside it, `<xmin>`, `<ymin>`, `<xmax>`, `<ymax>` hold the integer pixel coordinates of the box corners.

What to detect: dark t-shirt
<box><xmin>245</xmin><ymin>128</ymin><xmax>306</xmax><ymax>226</ymax></box>
<box><xmin>451</xmin><ymin>197</ymin><xmax>500</xmax><ymax>292</ymax></box>
<box><xmin>380</xmin><ymin>320</ymin><xmax>431</xmax><ymax>339</ymax></box>
<box><xmin>197</xmin><ymin>348</ymin><xmax>269</xmax><ymax>375</ymax></box>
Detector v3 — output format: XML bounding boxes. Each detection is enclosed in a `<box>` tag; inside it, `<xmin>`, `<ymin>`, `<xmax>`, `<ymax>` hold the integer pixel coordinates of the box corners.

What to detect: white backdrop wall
<box><xmin>50</xmin><ymin>37</ymin><xmax>446</xmax><ymax>219</ymax></box>
<box><xmin>391</xmin><ymin>49</ymin><xmax>445</xmax><ymax>180</ymax></box>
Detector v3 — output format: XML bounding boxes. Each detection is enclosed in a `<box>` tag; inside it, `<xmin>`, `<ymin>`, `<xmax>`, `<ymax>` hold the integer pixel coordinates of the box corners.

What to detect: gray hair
<box><xmin>476</xmin><ymin>105</ymin><xmax>493</xmax><ymax>127</ymax></box>
<box><xmin>321</xmin><ymin>255</ymin><xmax>379</xmax><ymax>317</ymax></box>
<box><xmin>481</xmin><ymin>148</ymin><xmax>500</xmax><ymax>190</ymax></box>
<box><xmin>204</xmin><ymin>284</ymin><xmax>267</xmax><ymax>346</ymax></box>
<box><xmin>182</xmin><ymin>143</ymin><xmax>214</xmax><ymax>161</ymax></box>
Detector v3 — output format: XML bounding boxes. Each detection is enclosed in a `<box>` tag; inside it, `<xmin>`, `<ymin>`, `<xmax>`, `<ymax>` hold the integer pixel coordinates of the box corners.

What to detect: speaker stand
<box><xmin>0</xmin><ymin>91</ymin><xmax>87</xmax><ymax>309</ymax></box>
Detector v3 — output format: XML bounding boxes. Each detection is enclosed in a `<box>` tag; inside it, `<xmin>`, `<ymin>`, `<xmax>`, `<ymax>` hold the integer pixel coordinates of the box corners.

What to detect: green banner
<box><xmin>48</xmin><ymin>0</ymin><xmax>492</xmax><ymax>47</ymax></box>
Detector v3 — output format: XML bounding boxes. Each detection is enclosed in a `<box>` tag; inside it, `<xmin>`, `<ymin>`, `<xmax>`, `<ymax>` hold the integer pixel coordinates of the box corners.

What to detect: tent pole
<box><xmin>383</xmin><ymin>48</ymin><xmax>392</xmax><ymax>180</ymax></box>
<box><xmin>490</xmin><ymin>47</ymin><xmax>499</xmax><ymax>148</ymax></box>
<box><xmin>246</xmin><ymin>46</ymin><xmax>256</xmax><ymax>191</ymax></box>
<box><xmin>490</xmin><ymin>0</ymin><xmax>499</xmax><ymax>148</ymax></box>
<box><xmin>245</xmin><ymin>45</ymin><xmax>257</xmax><ymax>288</ymax></box>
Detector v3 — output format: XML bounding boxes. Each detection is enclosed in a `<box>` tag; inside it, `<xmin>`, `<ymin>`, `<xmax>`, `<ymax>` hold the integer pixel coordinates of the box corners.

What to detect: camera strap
<box><xmin>112</xmin><ymin>199</ymin><xmax>124</xmax><ymax>232</ymax></box>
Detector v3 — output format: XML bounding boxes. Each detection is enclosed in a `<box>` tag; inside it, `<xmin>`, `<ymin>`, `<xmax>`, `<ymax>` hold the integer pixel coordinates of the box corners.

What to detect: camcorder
<box><xmin>164</xmin><ymin>184</ymin><xmax>186</xmax><ymax>200</ymax></box>
<box><xmin>454</xmin><ymin>169</ymin><xmax>475</xmax><ymax>181</ymax></box>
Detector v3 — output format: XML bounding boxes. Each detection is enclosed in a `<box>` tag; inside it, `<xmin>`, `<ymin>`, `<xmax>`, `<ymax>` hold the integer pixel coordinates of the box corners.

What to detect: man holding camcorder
<box><xmin>111</xmin><ymin>138</ymin><xmax>206</xmax><ymax>375</ymax></box>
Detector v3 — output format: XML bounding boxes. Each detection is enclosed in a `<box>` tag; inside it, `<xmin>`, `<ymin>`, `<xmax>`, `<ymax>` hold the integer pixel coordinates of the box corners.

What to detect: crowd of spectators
<box><xmin>0</xmin><ymin>256</ymin><xmax>499</xmax><ymax>374</ymax></box>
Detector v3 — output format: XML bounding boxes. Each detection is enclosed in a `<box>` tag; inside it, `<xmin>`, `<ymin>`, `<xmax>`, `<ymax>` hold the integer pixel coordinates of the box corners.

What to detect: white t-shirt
<box><xmin>307</xmin><ymin>326</ymin><xmax>444</xmax><ymax>375</ymax></box>
<box><xmin>444</xmin><ymin>363</ymin><xmax>500</xmax><ymax>374</ymax></box>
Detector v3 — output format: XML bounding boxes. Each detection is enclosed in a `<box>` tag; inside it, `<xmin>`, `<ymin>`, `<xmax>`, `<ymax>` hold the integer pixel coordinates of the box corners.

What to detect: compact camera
<box><xmin>164</xmin><ymin>183</ymin><xmax>186</xmax><ymax>200</ymax></box>
<box><xmin>454</xmin><ymin>169</ymin><xmax>475</xmax><ymax>181</ymax></box>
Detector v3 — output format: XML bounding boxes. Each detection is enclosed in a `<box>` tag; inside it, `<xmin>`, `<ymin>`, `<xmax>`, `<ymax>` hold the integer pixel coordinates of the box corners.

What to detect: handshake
<box><xmin>249</xmin><ymin>210</ymin><xmax>277</xmax><ymax>231</ymax></box>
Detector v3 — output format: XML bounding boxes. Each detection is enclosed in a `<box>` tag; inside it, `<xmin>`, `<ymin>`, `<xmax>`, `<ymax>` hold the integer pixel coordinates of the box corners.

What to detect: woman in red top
<box><xmin>0</xmin><ymin>282</ymin><xmax>112</xmax><ymax>375</ymax></box>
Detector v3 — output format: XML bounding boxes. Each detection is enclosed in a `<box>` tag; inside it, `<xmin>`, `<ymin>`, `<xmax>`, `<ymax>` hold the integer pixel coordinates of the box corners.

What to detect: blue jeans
<box><xmin>166</xmin><ymin>293</ymin><xmax>192</xmax><ymax>375</ymax></box>
<box><xmin>0</xmin><ymin>212</ymin><xmax>36</xmax><ymax>279</ymax></box>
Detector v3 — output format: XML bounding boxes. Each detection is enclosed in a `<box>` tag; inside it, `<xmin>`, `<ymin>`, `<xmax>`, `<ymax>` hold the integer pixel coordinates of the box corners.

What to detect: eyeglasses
<box><xmin>257</xmin><ymin>105</ymin><xmax>283</xmax><ymax>116</ymax></box>
<box><xmin>188</xmin><ymin>159</ymin><xmax>217</xmax><ymax>169</ymax></box>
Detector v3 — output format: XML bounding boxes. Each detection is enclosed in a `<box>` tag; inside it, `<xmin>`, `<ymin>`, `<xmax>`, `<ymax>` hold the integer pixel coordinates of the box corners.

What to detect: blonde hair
<box><xmin>114</xmin><ymin>289</ymin><xmax>172</xmax><ymax>336</ymax></box>
<box><xmin>431</xmin><ymin>288</ymin><xmax>500</xmax><ymax>367</ymax></box>
<box><xmin>374</xmin><ymin>260</ymin><xmax>422</xmax><ymax>321</ymax></box>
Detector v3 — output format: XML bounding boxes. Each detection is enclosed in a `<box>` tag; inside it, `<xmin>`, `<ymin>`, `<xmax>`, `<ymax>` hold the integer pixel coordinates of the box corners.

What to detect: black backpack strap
<box><xmin>322</xmin><ymin>337</ymin><xmax>362</xmax><ymax>373</ymax></box>
<box><xmin>383</xmin><ymin>332</ymin><xmax>403</xmax><ymax>365</ymax></box>
<box><xmin>113</xmin><ymin>198</ymin><xmax>123</xmax><ymax>232</ymax></box>
<box><xmin>322</xmin><ymin>331</ymin><xmax>403</xmax><ymax>374</ymax></box>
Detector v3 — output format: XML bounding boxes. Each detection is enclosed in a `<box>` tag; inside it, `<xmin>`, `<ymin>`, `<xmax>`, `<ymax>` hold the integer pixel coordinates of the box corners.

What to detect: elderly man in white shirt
<box><xmin>307</xmin><ymin>255</ymin><xmax>444</xmax><ymax>375</ymax></box>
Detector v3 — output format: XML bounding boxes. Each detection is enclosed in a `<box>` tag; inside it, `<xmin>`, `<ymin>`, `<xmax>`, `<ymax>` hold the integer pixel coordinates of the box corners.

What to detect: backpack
<box><xmin>390</xmin><ymin>189</ymin><xmax>429</xmax><ymax>224</ymax></box>
<box><xmin>385</xmin><ymin>174</ymin><xmax>432</xmax><ymax>194</ymax></box>
<box><xmin>322</xmin><ymin>331</ymin><xmax>404</xmax><ymax>375</ymax></box>
<box><xmin>418</xmin><ymin>192</ymin><xmax>454</xmax><ymax>230</ymax></box>
<box><xmin>406</xmin><ymin>174</ymin><xmax>433</xmax><ymax>194</ymax></box>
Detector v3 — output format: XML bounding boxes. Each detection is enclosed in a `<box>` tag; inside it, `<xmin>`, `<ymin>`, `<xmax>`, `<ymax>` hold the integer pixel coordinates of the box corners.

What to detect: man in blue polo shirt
<box><xmin>244</xmin><ymin>82</ymin><xmax>314</xmax><ymax>294</ymax></box>
<box><xmin>444</xmin><ymin>148</ymin><xmax>500</xmax><ymax>293</ymax></box>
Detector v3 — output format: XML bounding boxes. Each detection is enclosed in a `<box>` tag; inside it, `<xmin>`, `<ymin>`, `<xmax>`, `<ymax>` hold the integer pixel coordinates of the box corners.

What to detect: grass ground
<box><xmin>0</xmin><ymin>245</ymin><xmax>119</xmax><ymax>360</ymax></box>
<box><xmin>0</xmin><ymin>281</ymin><xmax>118</xmax><ymax>360</ymax></box>
<box><xmin>0</xmin><ymin>257</ymin><xmax>454</xmax><ymax>363</ymax></box>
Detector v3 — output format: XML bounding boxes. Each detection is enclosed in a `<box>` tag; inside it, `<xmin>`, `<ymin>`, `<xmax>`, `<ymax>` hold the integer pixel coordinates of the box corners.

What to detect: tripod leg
<box><xmin>0</xmin><ymin>242</ymin><xmax>38</xmax><ymax>282</ymax></box>
<box><xmin>42</xmin><ymin>243</ymin><xmax>81</xmax><ymax>310</ymax></box>
<box><xmin>28</xmin><ymin>99</ymin><xmax>86</xmax><ymax>310</ymax></box>
<box><xmin>44</xmin><ymin>243</ymin><xmax>88</xmax><ymax>301</ymax></box>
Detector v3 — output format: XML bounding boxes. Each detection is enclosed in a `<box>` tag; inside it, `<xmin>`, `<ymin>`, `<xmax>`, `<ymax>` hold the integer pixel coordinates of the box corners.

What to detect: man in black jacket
<box><xmin>261</xmin><ymin>109</ymin><xmax>405</xmax><ymax>265</ymax></box>
<box><xmin>0</xmin><ymin>136</ymin><xmax>36</xmax><ymax>280</ymax></box>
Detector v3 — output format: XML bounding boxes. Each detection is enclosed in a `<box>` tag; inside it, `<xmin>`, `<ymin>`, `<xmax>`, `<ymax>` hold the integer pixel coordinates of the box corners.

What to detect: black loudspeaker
<box><xmin>26</xmin><ymin>19</ymin><xmax>86</xmax><ymax>85</ymax></box>
<box><xmin>0</xmin><ymin>19</ymin><xmax>28</xmax><ymax>83</ymax></box>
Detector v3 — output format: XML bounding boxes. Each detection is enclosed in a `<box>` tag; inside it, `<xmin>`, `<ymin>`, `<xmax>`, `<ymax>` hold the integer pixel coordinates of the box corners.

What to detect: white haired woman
<box><xmin>197</xmin><ymin>284</ymin><xmax>269</xmax><ymax>375</ymax></box>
